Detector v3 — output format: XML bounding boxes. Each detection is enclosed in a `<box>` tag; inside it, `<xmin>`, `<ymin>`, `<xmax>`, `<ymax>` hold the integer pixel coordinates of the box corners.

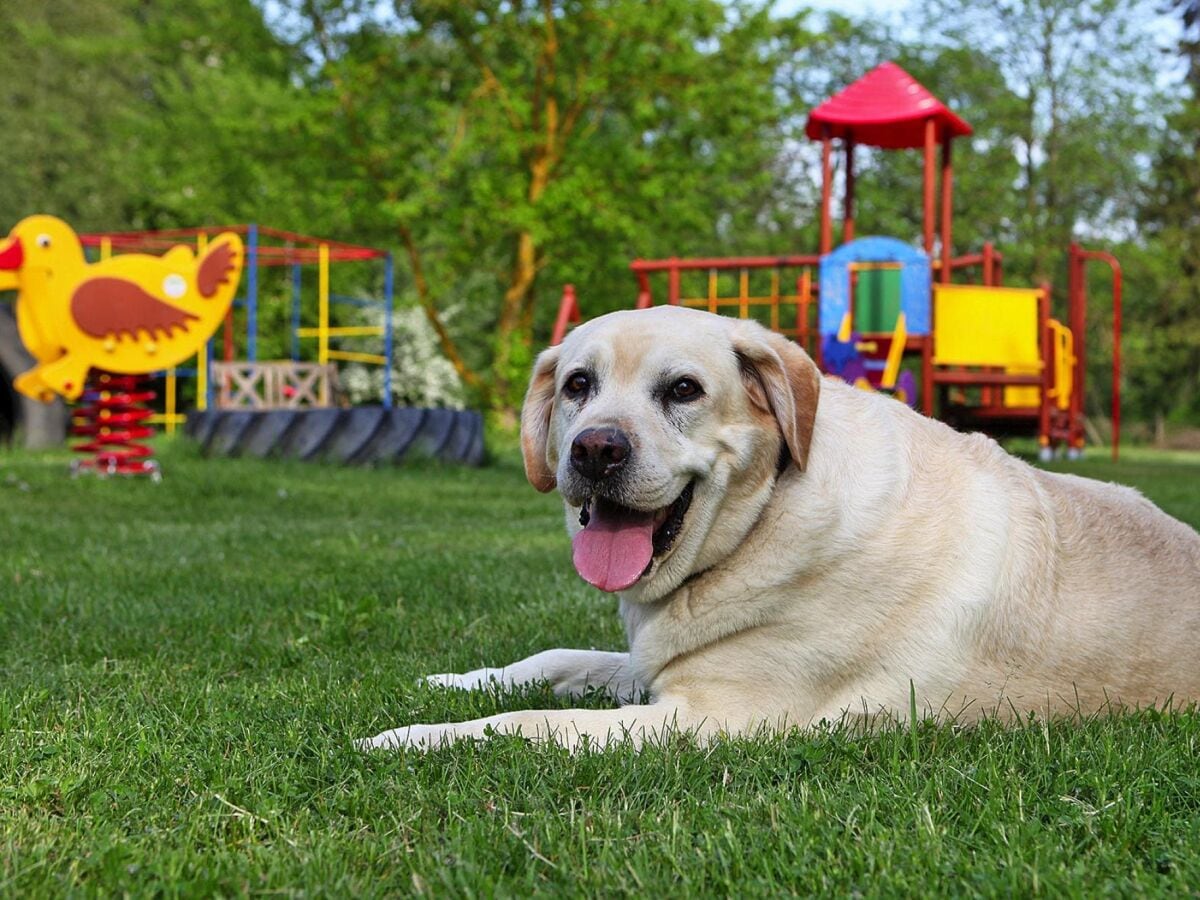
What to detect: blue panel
<box><xmin>818</xmin><ymin>236</ymin><xmax>930</xmax><ymax>336</ymax></box>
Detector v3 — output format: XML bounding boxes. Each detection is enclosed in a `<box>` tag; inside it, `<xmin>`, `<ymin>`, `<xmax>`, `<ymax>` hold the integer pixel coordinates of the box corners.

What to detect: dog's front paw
<box><xmin>423</xmin><ymin>667</ymin><xmax>503</xmax><ymax>691</ymax></box>
<box><xmin>356</xmin><ymin>723</ymin><xmax>461</xmax><ymax>752</ymax></box>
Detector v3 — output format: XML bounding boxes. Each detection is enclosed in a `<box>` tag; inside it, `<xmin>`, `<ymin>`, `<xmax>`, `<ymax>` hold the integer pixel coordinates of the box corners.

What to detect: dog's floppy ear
<box><xmin>520</xmin><ymin>344</ymin><xmax>562</xmax><ymax>492</ymax></box>
<box><xmin>733</xmin><ymin>323</ymin><xmax>821</xmax><ymax>472</ymax></box>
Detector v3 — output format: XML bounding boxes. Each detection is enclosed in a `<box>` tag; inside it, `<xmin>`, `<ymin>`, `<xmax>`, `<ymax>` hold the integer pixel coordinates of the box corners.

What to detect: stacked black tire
<box><xmin>183</xmin><ymin>407</ymin><xmax>485</xmax><ymax>466</ymax></box>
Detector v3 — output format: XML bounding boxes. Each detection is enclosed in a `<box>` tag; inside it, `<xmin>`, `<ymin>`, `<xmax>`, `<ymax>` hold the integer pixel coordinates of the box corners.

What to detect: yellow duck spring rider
<box><xmin>0</xmin><ymin>215</ymin><xmax>243</xmax><ymax>403</ymax></box>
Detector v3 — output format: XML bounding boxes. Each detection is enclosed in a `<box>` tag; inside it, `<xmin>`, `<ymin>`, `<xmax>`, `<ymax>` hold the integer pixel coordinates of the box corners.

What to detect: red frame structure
<box><xmin>79</xmin><ymin>224</ymin><xmax>396</xmax><ymax>417</ymax></box>
<box><xmin>552</xmin><ymin>63</ymin><xmax>1123</xmax><ymax>460</ymax></box>
<box><xmin>79</xmin><ymin>225</ymin><xmax>387</xmax><ymax>265</ymax></box>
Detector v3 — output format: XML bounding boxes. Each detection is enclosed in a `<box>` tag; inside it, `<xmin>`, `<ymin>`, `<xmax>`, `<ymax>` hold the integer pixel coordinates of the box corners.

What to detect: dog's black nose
<box><xmin>570</xmin><ymin>427</ymin><xmax>631</xmax><ymax>481</ymax></box>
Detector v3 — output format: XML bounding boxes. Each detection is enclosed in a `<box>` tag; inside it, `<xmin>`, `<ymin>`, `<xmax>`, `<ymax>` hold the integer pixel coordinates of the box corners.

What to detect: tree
<box><xmin>0</xmin><ymin>0</ymin><xmax>307</xmax><ymax>231</ymax></box>
<box><xmin>911</xmin><ymin>0</ymin><xmax>1166</xmax><ymax>285</ymax></box>
<box><xmin>273</xmin><ymin>0</ymin><xmax>818</xmax><ymax>419</ymax></box>
<box><xmin>1131</xmin><ymin>0</ymin><xmax>1200</xmax><ymax>430</ymax></box>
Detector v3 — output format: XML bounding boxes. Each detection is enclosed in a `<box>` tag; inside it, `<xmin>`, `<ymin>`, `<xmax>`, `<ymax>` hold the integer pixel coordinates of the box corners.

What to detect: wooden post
<box><xmin>923</xmin><ymin>118</ymin><xmax>936</xmax><ymax>258</ymax></box>
<box><xmin>843</xmin><ymin>137</ymin><xmax>856</xmax><ymax>244</ymax></box>
<box><xmin>940</xmin><ymin>136</ymin><xmax>953</xmax><ymax>284</ymax></box>
<box><xmin>820</xmin><ymin>126</ymin><xmax>833</xmax><ymax>255</ymax></box>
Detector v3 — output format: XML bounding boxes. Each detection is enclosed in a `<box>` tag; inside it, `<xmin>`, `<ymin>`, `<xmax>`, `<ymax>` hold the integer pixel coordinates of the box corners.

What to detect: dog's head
<box><xmin>521</xmin><ymin>306</ymin><xmax>820</xmax><ymax>601</ymax></box>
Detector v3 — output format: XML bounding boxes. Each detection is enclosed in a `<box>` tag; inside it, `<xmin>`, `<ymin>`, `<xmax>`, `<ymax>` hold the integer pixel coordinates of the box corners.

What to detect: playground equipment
<box><xmin>75</xmin><ymin>224</ymin><xmax>484</xmax><ymax>467</ymax></box>
<box><xmin>75</xmin><ymin>224</ymin><xmax>396</xmax><ymax>424</ymax></box>
<box><xmin>0</xmin><ymin>219</ymin><xmax>484</xmax><ymax>467</ymax></box>
<box><xmin>0</xmin><ymin>215</ymin><xmax>242</xmax><ymax>402</ymax></box>
<box><xmin>551</xmin><ymin>62</ymin><xmax>1123</xmax><ymax>460</ymax></box>
<box><xmin>0</xmin><ymin>215</ymin><xmax>243</xmax><ymax>475</ymax></box>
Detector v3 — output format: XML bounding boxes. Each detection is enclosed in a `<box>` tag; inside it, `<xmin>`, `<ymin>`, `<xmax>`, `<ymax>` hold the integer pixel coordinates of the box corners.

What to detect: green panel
<box><xmin>853</xmin><ymin>268</ymin><xmax>902</xmax><ymax>333</ymax></box>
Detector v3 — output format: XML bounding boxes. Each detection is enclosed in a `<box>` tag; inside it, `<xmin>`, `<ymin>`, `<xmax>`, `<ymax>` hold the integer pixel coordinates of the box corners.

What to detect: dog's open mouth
<box><xmin>572</xmin><ymin>481</ymin><xmax>695</xmax><ymax>593</ymax></box>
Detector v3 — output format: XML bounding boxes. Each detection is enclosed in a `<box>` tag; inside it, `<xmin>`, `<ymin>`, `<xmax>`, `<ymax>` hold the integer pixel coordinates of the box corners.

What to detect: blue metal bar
<box><xmin>205</xmin><ymin>336</ymin><xmax>214</xmax><ymax>409</ymax></box>
<box><xmin>291</xmin><ymin>263</ymin><xmax>302</xmax><ymax>361</ymax></box>
<box><xmin>247</xmin><ymin>224</ymin><xmax>259</xmax><ymax>361</ymax></box>
<box><xmin>383</xmin><ymin>253</ymin><xmax>394</xmax><ymax>409</ymax></box>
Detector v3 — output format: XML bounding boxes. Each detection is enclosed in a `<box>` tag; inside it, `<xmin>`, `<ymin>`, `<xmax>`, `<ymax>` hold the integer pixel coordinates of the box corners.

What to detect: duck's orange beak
<box><xmin>0</xmin><ymin>236</ymin><xmax>21</xmax><ymax>291</ymax></box>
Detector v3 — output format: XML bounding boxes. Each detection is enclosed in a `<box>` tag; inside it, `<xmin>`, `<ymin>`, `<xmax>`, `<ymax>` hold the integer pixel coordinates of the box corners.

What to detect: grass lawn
<box><xmin>2</xmin><ymin>439</ymin><xmax>1199</xmax><ymax>895</ymax></box>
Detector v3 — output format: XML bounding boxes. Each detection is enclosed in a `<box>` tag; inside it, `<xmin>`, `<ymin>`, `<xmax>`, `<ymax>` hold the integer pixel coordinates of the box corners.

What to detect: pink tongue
<box><xmin>572</xmin><ymin>503</ymin><xmax>656</xmax><ymax>592</ymax></box>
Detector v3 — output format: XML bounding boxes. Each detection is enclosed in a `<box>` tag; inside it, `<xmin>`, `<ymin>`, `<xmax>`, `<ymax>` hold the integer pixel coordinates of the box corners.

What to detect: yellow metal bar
<box><xmin>680</xmin><ymin>295</ymin><xmax>808</xmax><ymax>308</ymax></box>
<box><xmin>148</xmin><ymin>414</ymin><xmax>187</xmax><ymax>426</ymax></box>
<box><xmin>100</xmin><ymin>237</ymin><xmax>111</xmax><ymax>261</ymax></box>
<box><xmin>881</xmin><ymin>313</ymin><xmax>907</xmax><ymax>389</ymax></box>
<box><xmin>319</xmin><ymin>244</ymin><xmax>330</xmax><ymax>365</ymax></box>
<box><xmin>707</xmin><ymin>270</ymin><xmax>718</xmax><ymax>313</ymax></box>
<box><xmin>165</xmin><ymin>369</ymin><xmax>177</xmax><ymax>435</ymax></box>
<box><xmin>739</xmin><ymin>270</ymin><xmax>749</xmax><ymax>319</ymax></box>
<box><xmin>296</xmin><ymin>326</ymin><xmax>384</xmax><ymax>338</ymax></box>
<box><xmin>196</xmin><ymin>233</ymin><xmax>211</xmax><ymax>412</ymax></box>
<box><xmin>196</xmin><ymin>347</ymin><xmax>207</xmax><ymax>412</ymax></box>
<box><xmin>1048</xmin><ymin>319</ymin><xmax>1075</xmax><ymax>411</ymax></box>
<box><xmin>326</xmin><ymin>350</ymin><xmax>387</xmax><ymax>365</ymax></box>
<box><xmin>848</xmin><ymin>261</ymin><xmax>902</xmax><ymax>271</ymax></box>
<box><xmin>837</xmin><ymin>312</ymin><xmax>853</xmax><ymax>343</ymax></box>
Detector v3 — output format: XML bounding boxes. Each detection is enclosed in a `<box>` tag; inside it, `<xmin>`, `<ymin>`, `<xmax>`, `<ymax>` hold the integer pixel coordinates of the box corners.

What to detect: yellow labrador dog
<box><xmin>362</xmin><ymin>307</ymin><xmax>1200</xmax><ymax>750</ymax></box>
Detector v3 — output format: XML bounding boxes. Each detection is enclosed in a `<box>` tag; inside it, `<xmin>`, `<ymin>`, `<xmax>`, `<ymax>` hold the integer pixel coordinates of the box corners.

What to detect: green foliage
<box><xmin>1</xmin><ymin>445</ymin><xmax>1200</xmax><ymax>892</ymax></box>
<box><xmin>1134</xmin><ymin>3</ymin><xmax>1200</xmax><ymax>425</ymax></box>
<box><xmin>0</xmin><ymin>0</ymin><xmax>1195</xmax><ymax>426</ymax></box>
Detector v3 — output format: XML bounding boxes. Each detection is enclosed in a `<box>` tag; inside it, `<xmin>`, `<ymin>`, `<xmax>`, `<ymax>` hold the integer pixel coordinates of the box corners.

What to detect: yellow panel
<box><xmin>933</xmin><ymin>284</ymin><xmax>1042</xmax><ymax>368</ymax></box>
<box><xmin>1003</xmin><ymin>367</ymin><xmax>1041</xmax><ymax>408</ymax></box>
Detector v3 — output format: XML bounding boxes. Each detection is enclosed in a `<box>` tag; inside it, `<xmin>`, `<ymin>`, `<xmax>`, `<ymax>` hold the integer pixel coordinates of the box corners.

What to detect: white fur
<box><xmin>359</xmin><ymin>308</ymin><xmax>1200</xmax><ymax>751</ymax></box>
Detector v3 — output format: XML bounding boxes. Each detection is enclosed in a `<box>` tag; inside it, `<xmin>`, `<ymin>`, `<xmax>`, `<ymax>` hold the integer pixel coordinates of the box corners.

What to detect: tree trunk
<box><xmin>0</xmin><ymin>304</ymin><xmax>68</xmax><ymax>449</ymax></box>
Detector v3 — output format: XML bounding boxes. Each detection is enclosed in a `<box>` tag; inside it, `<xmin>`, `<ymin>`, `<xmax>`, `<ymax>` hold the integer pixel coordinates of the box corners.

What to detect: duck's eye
<box><xmin>670</xmin><ymin>377</ymin><xmax>704</xmax><ymax>402</ymax></box>
<box><xmin>36</xmin><ymin>234</ymin><xmax>51</xmax><ymax>248</ymax></box>
<box><xmin>563</xmin><ymin>371</ymin><xmax>591</xmax><ymax>400</ymax></box>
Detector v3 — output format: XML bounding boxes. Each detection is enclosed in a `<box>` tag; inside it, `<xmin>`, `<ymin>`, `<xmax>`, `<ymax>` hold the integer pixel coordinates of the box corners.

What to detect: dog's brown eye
<box><xmin>564</xmin><ymin>372</ymin><xmax>591</xmax><ymax>399</ymax></box>
<box><xmin>671</xmin><ymin>378</ymin><xmax>703</xmax><ymax>401</ymax></box>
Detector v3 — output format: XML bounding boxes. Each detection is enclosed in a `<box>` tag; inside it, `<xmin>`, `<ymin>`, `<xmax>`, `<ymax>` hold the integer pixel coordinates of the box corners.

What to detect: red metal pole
<box><xmin>843</xmin><ymin>137</ymin><xmax>856</xmax><ymax>244</ymax></box>
<box><xmin>1068</xmin><ymin>246</ymin><xmax>1084</xmax><ymax>452</ymax></box>
<box><xmin>983</xmin><ymin>242</ymin><xmax>995</xmax><ymax>286</ymax></box>
<box><xmin>940</xmin><ymin>136</ymin><xmax>953</xmax><ymax>284</ymax></box>
<box><xmin>634</xmin><ymin>269</ymin><xmax>653</xmax><ymax>309</ymax></box>
<box><xmin>820</xmin><ymin>126</ymin><xmax>833</xmax><ymax>255</ymax></box>
<box><xmin>1039</xmin><ymin>284</ymin><xmax>1053</xmax><ymax>453</ymax></box>
<box><xmin>668</xmin><ymin>262</ymin><xmax>681</xmax><ymax>306</ymax></box>
<box><xmin>223</xmin><ymin>309</ymin><xmax>234</xmax><ymax>362</ymax></box>
<box><xmin>550</xmin><ymin>283</ymin><xmax>580</xmax><ymax>346</ymax></box>
<box><xmin>923</xmin><ymin>118</ymin><xmax>936</xmax><ymax>258</ymax></box>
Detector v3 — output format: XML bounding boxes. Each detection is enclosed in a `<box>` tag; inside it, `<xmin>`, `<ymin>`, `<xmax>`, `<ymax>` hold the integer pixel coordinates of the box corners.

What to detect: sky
<box><xmin>775</xmin><ymin>0</ymin><xmax>911</xmax><ymax>15</ymax></box>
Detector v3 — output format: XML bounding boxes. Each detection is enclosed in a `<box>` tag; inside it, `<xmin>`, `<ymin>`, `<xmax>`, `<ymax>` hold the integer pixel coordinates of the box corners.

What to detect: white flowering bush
<box><xmin>340</xmin><ymin>306</ymin><xmax>466</xmax><ymax>409</ymax></box>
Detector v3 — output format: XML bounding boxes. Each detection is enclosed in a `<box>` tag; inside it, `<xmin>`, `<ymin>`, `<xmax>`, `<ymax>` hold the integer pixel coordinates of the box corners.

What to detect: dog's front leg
<box><xmin>425</xmin><ymin>649</ymin><xmax>641</xmax><ymax>702</ymax></box>
<box><xmin>358</xmin><ymin>701</ymin><xmax>696</xmax><ymax>752</ymax></box>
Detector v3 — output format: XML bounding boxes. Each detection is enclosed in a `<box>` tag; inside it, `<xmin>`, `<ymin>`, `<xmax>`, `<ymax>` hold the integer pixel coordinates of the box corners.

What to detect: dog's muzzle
<box><xmin>569</xmin><ymin>427</ymin><xmax>631</xmax><ymax>482</ymax></box>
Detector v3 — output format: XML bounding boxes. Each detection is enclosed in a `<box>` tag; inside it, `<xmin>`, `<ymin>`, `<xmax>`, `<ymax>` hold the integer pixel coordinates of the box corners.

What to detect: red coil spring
<box><xmin>71</xmin><ymin>372</ymin><xmax>161</xmax><ymax>479</ymax></box>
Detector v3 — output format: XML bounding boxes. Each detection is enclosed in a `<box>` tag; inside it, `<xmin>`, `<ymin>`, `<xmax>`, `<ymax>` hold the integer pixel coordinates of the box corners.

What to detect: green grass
<box><xmin>2</xmin><ymin>440</ymin><xmax>1199</xmax><ymax>896</ymax></box>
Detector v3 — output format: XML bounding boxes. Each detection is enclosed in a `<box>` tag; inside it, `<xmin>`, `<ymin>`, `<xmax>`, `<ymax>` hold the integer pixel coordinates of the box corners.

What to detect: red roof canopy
<box><xmin>79</xmin><ymin>224</ymin><xmax>388</xmax><ymax>267</ymax></box>
<box><xmin>805</xmin><ymin>62</ymin><xmax>972</xmax><ymax>150</ymax></box>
